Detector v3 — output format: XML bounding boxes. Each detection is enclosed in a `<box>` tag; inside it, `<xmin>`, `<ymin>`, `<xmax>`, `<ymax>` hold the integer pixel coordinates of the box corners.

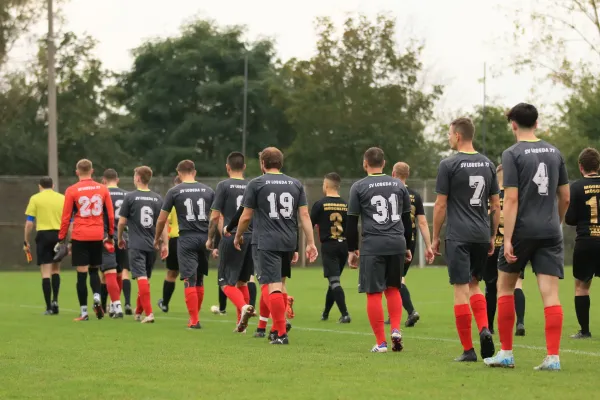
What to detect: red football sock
<box><xmin>384</xmin><ymin>288</ymin><xmax>402</xmax><ymax>332</ymax></box>
<box><xmin>258</xmin><ymin>285</ymin><xmax>270</xmax><ymax>329</ymax></box>
<box><xmin>116</xmin><ymin>274</ymin><xmax>123</xmax><ymax>292</ymax></box>
<box><xmin>283</xmin><ymin>292</ymin><xmax>288</xmax><ymax>307</ymax></box>
<box><xmin>223</xmin><ymin>285</ymin><xmax>245</xmax><ymax>323</ymax></box>
<box><xmin>137</xmin><ymin>279</ymin><xmax>152</xmax><ymax>315</ymax></box>
<box><xmin>135</xmin><ymin>292</ymin><xmax>143</xmax><ymax>315</ymax></box>
<box><xmin>269</xmin><ymin>292</ymin><xmax>286</xmax><ymax>335</ymax></box>
<box><xmin>497</xmin><ymin>295</ymin><xmax>515</xmax><ymax>351</ymax></box>
<box><xmin>367</xmin><ymin>292</ymin><xmax>386</xmax><ymax>345</ymax></box>
<box><xmin>104</xmin><ymin>272</ymin><xmax>121</xmax><ymax>302</ymax></box>
<box><xmin>454</xmin><ymin>303</ymin><xmax>473</xmax><ymax>351</ymax></box>
<box><xmin>184</xmin><ymin>287</ymin><xmax>199</xmax><ymax>325</ymax></box>
<box><xmin>240</xmin><ymin>285</ymin><xmax>250</xmax><ymax>305</ymax></box>
<box><xmin>469</xmin><ymin>293</ymin><xmax>489</xmax><ymax>332</ymax></box>
<box><xmin>544</xmin><ymin>305</ymin><xmax>563</xmax><ymax>355</ymax></box>
<box><xmin>196</xmin><ymin>286</ymin><xmax>205</xmax><ymax>314</ymax></box>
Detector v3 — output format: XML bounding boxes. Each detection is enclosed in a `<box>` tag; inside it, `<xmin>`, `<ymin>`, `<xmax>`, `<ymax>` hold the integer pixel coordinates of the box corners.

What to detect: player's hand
<box><xmin>23</xmin><ymin>241</ymin><xmax>30</xmax><ymax>252</ymax></box>
<box><xmin>305</xmin><ymin>244</ymin><xmax>318</xmax><ymax>263</ymax></box>
<box><xmin>504</xmin><ymin>241</ymin><xmax>518</xmax><ymax>264</ymax></box>
<box><xmin>488</xmin><ymin>237</ymin><xmax>496</xmax><ymax>256</ymax></box>
<box><xmin>160</xmin><ymin>243</ymin><xmax>169</xmax><ymax>260</ymax></box>
<box><xmin>405</xmin><ymin>250</ymin><xmax>412</xmax><ymax>263</ymax></box>
<box><xmin>211</xmin><ymin>249</ymin><xmax>219</xmax><ymax>259</ymax></box>
<box><xmin>67</xmin><ymin>243</ymin><xmax>72</xmax><ymax>256</ymax></box>
<box><xmin>425</xmin><ymin>246</ymin><xmax>435</xmax><ymax>264</ymax></box>
<box><xmin>233</xmin><ymin>234</ymin><xmax>243</xmax><ymax>251</ymax></box>
<box><xmin>432</xmin><ymin>237</ymin><xmax>441</xmax><ymax>256</ymax></box>
<box><xmin>348</xmin><ymin>250</ymin><xmax>359</xmax><ymax>269</ymax></box>
<box><xmin>206</xmin><ymin>238</ymin><xmax>214</xmax><ymax>251</ymax></box>
<box><xmin>119</xmin><ymin>238</ymin><xmax>127</xmax><ymax>250</ymax></box>
<box><xmin>292</xmin><ymin>252</ymin><xmax>299</xmax><ymax>265</ymax></box>
<box><xmin>223</xmin><ymin>227</ymin><xmax>232</xmax><ymax>238</ymax></box>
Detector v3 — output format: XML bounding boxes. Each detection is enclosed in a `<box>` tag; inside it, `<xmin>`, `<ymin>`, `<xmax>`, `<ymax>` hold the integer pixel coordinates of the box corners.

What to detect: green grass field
<box><xmin>0</xmin><ymin>266</ymin><xmax>597</xmax><ymax>400</ymax></box>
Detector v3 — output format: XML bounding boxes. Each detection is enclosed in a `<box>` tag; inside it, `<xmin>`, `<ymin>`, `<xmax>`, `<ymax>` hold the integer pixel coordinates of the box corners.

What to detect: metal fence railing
<box><xmin>0</xmin><ymin>176</ymin><xmax>576</xmax><ymax>268</ymax></box>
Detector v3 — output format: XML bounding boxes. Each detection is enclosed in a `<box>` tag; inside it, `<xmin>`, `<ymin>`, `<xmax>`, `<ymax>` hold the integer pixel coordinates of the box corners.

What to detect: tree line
<box><xmin>1</xmin><ymin>2</ymin><xmax>599</xmax><ymax>180</ymax></box>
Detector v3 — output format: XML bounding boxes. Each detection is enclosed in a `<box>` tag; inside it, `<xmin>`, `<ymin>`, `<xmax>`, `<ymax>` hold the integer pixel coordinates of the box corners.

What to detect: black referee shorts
<box><xmin>35</xmin><ymin>230</ymin><xmax>59</xmax><ymax>266</ymax></box>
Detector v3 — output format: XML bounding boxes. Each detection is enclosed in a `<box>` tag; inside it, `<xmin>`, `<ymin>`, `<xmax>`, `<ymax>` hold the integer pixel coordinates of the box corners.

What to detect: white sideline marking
<box><xmin>17</xmin><ymin>304</ymin><xmax>600</xmax><ymax>358</ymax></box>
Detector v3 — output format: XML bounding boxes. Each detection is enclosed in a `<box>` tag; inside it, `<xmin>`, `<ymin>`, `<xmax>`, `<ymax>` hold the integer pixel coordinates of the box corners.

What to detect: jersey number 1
<box><xmin>586</xmin><ymin>197</ymin><xmax>599</xmax><ymax>224</ymax></box>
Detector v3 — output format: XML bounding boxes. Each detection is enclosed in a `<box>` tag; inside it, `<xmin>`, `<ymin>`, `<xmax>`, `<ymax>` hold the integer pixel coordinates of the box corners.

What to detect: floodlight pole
<box><xmin>242</xmin><ymin>54</ymin><xmax>248</xmax><ymax>158</ymax></box>
<box><xmin>47</xmin><ymin>0</ymin><xmax>59</xmax><ymax>189</ymax></box>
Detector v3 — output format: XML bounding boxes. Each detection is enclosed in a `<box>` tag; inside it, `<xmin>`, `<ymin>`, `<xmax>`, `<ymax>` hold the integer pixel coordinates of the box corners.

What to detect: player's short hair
<box><xmin>324</xmin><ymin>172</ymin><xmax>341</xmax><ymax>189</ymax></box>
<box><xmin>496</xmin><ymin>164</ymin><xmax>503</xmax><ymax>173</ymax></box>
<box><xmin>227</xmin><ymin>152</ymin><xmax>245</xmax><ymax>171</ymax></box>
<box><xmin>103</xmin><ymin>168</ymin><xmax>118</xmax><ymax>181</ymax></box>
<box><xmin>364</xmin><ymin>147</ymin><xmax>385</xmax><ymax>168</ymax></box>
<box><xmin>134</xmin><ymin>166</ymin><xmax>153</xmax><ymax>185</ymax></box>
<box><xmin>260</xmin><ymin>147</ymin><xmax>284</xmax><ymax>170</ymax></box>
<box><xmin>39</xmin><ymin>176</ymin><xmax>53</xmax><ymax>189</ymax></box>
<box><xmin>506</xmin><ymin>103</ymin><xmax>538</xmax><ymax>128</ymax></box>
<box><xmin>579</xmin><ymin>148</ymin><xmax>600</xmax><ymax>173</ymax></box>
<box><xmin>450</xmin><ymin>117</ymin><xmax>475</xmax><ymax>141</ymax></box>
<box><xmin>76</xmin><ymin>159</ymin><xmax>92</xmax><ymax>174</ymax></box>
<box><xmin>393</xmin><ymin>162</ymin><xmax>410</xmax><ymax>179</ymax></box>
<box><xmin>173</xmin><ymin>176</ymin><xmax>182</xmax><ymax>185</ymax></box>
<box><xmin>176</xmin><ymin>160</ymin><xmax>196</xmax><ymax>174</ymax></box>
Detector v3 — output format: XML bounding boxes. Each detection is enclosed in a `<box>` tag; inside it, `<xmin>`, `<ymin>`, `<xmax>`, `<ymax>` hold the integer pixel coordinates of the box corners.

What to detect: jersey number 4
<box><xmin>371</xmin><ymin>194</ymin><xmax>400</xmax><ymax>224</ymax></box>
<box><xmin>79</xmin><ymin>195</ymin><xmax>103</xmax><ymax>217</ymax></box>
<box><xmin>184</xmin><ymin>198</ymin><xmax>207</xmax><ymax>222</ymax></box>
<box><xmin>533</xmin><ymin>163</ymin><xmax>549</xmax><ymax>195</ymax></box>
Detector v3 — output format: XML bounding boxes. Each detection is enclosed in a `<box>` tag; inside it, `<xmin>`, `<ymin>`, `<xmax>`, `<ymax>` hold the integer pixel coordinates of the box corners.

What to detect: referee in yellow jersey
<box><xmin>24</xmin><ymin>176</ymin><xmax>65</xmax><ymax>315</ymax></box>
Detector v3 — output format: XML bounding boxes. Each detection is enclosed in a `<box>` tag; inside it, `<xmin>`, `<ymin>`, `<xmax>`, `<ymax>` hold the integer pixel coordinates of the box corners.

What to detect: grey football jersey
<box><xmin>243</xmin><ymin>173</ymin><xmax>307</xmax><ymax>251</ymax></box>
<box><xmin>105</xmin><ymin>187</ymin><xmax>128</xmax><ymax>239</ymax></box>
<box><xmin>348</xmin><ymin>174</ymin><xmax>411</xmax><ymax>256</ymax></box>
<box><xmin>162</xmin><ymin>181</ymin><xmax>215</xmax><ymax>236</ymax></box>
<box><xmin>502</xmin><ymin>140</ymin><xmax>569</xmax><ymax>239</ymax></box>
<box><xmin>119</xmin><ymin>189</ymin><xmax>163</xmax><ymax>251</ymax></box>
<box><xmin>211</xmin><ymin>178</ymin><xmax>252</xmax><ymax>234</ymax></box>
<box><xmin>435</xmin><ymin>152</ymin><xmax>499</xmax><ymax>243</ymax></box>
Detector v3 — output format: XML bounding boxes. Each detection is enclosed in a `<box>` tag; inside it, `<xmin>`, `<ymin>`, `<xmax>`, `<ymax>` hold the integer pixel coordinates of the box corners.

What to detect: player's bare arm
<box><xmin>104</xmin><ymin>188</ymin><xmax>115</xmax><ymax>244</ymax></box>
<box><xmin>206</xmin><ymin>210</ymin><xmax>221</xmax><ymax>250</ymax></box>
<box><xmin>432</xmin><ymin>194</ymin><xmax>447</xmax><ymax>255</ymax></box>
<box><xmin>154</xmin><ymin>210</ymin><xmax>169</xmax><ymax>249</ymax></box>
<box><xmin>502</xmin><ymin>187</ymin><xmax>518</xmax><ymax>263</ymax></box>
<box><xmin>557</xmin><ymin>184</ymin><xmax>570</xmax><ymax>224</ymax></box>
<box><xmin>417</xmin><ymin>215</ymin><xmax>434</xmax><ymax>263</ymax></box>
<box><xmin>24</xmin><ymin>219</ymin><xmax>34</xmax><ymax>249</ymax></box>
<box><xmin>233</xmin><ymin>207</ymin><xmax>254</xmax><ymax>250</ymax></box>
<box><xmin>160</xmin><ymin>219</ymin><xmax>169</xmax><ymax>259</ymax></box>
<box><xmin>298</xmin><ymin>206</ymin><xmax>318</xmax><ymax>263</ymax></box>
<box><xmin>489</xmin><ymin>193</ymin><xmax>501</xmax><ymax>255</ymax></box>
<box><xmin>117</xmin><ymin>216</ymin><xmax>128</xmax><ymax>249</ymax></box>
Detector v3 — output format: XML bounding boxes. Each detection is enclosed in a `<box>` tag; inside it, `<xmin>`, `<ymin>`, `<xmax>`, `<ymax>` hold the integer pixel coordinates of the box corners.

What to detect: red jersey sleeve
<box><xmin>104</xmin><ymin>186</ymin><xmax>115</xmax><ymax>236</ymax></box>
<box><xmin>59</xmin><ymin>187</ymin><xmax>74</xmax><ymax>240</ymax></box>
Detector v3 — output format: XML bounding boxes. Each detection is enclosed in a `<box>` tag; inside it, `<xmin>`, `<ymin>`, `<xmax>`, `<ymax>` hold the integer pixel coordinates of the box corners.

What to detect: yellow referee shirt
<box><xmin>25</xmin><ymin>189</ymin><xmax>65</xmax><ymax>231</ymax></box>
<box><xmin>168</xmin><ymin>208</ymin><xmax>179</xmax><ymax>238</ymax></box>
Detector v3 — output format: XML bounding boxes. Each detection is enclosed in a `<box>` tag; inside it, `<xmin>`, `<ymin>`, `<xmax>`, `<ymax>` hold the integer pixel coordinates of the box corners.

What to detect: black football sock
<box><xmin>333</xmin><ymin>286</ymin><xmax>349</xmax><ymax>316</ymax></box>
<box><xmin>219</xmin><ymin>286</ymin><xmax>227</xmax><ymax>312</ymax></box>
<box><xmin>514</xmin><ymin>288</ymin><xmax>525</xmax><ymax>325</ymax></box>
<box><xmin>123</xmin><ymin>279</ymin><xmax>132</xmax><ymax>306</ymax></box>
<box><xmin>400</xmin><ymin>284</ymin><xmax>415</xmax><ymax>315</ymax></box>
<box><xmin>575</xmin><ymin>295</ymin><xmax>591</xmax><ymax>334</ymax></box>
<box><xmin>101</xmin><ymin>284</ymin><xmax>108</xmax><ymax>312</ymax></box>
<box><xmin>248</xmin><ymin>281</ymin><xmax>257</xmax><ymax>307</ymax></box>
<box><xmin>88</xmin><ymin>268</ymin><xmax>101</xmax><ymax>296</ymax></box>
<box><xmin>42</xmin><ymin>278</ymin><xmax>51</xmax><ymax>310</ymax></box>
<box><xmin>324</xmin><ymin>287</ymin><xmax>335</xmax><ymax>315</ymax></box>
<box><xmin>76</xmin><ymin>271</ymin><xmax>88</xmax><ymax>307</ymax></box>
<box><xmin>163</xmin><ymin>280</ymin><xmax>176</xmax><ymax>306</ymax></box>
<box><xmin>485</xmin><ymin>281</ymin><xmax>497</xmax><ymax>331</ymax></box>
<box><xmin>51</xmin><ymin>273</ymin><xmax>60</xmax><ymax>302</ymax></box>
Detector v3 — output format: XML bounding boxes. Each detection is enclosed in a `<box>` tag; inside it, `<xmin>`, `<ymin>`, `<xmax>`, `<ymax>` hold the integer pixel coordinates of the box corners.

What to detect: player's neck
<box><xmin>325</xmin><ymin>190</ymin><xmax>340</xmax><ymax>197</ymax></box>
<box><xmin>78</xmin><ymin>175</ymin><xmax>92</xmax><ymax>181</ymax></box>
<box><xmin>228</xmin><ymin>172</ymin><xmax>244</xmax><ymax>180</ymax></box>
<box><xmin>136</xmin><ymin>184</ymin><xmax>150</xmax><ymax>191</ymax></box>
<box><xmin>179</xmin><ymin>174</ymin><xmax>195</xmax><ymax>183</ymax></box>
<box><xmin>264</xmin><ymin>168</ymin><xmax>281</xmax><ymax>174</ymax></box>
<box><xmin>366</xmin><ymin>167</ymin><xmax>384</xmax><ymax>175</ymax></box>
<box><xmin>516</xmin><ymin>130</ymin><xmax>538</xmax><ymax>142</ymax></box>
<box><xmin>583</xmin><ymin>171</ymin><xmax>600</xmax><ymax>177</ymax></box>
<box><xmin>456</xmin><ymin>142</ymin><xmax>476</xmax><ymax>153</ymax></box>
<box><xmin>106</xmin><ymin>181</ymin><xmax>118</xmax><ymax>188</ymax></box>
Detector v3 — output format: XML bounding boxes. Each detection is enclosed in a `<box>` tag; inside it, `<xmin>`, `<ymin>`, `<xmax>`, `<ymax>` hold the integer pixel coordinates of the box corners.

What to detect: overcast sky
<box><xmin>10</xmin><ymin>0</ymin><xmax>569</xmax><ymax>119</ymax></box>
